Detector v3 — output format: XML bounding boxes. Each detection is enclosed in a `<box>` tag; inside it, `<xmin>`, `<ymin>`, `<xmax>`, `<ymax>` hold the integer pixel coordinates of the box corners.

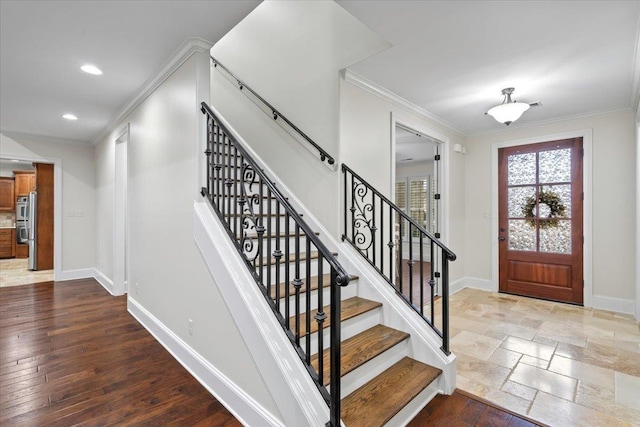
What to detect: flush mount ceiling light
<box><xmin>81</xmin><ymin>64</ymin><xmax>102</xmax><ymax>75</ymax></box>
<box><xmin>62</xmin><ymin>113</ymin><xmax>78</xmax><ymax>120</ymax></box>
<box><xmin>486</xmin><ymin>87</ymin><xmax>540</xmax><ymax>126</ymax></box>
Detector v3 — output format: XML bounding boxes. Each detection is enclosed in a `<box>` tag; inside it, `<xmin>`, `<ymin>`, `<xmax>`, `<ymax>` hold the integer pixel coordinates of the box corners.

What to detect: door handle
<box><xmin>499</xmin><ymin>236</ymin><xmax>506</xmax><ymax>241</ymax></box>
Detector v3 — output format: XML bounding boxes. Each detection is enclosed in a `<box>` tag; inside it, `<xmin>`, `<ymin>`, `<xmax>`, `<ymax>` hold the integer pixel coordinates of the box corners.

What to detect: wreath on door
<box><xmin>522</xmin><ymin>190</ymin><xmax>567</xmax><ymax>229</ymax></box>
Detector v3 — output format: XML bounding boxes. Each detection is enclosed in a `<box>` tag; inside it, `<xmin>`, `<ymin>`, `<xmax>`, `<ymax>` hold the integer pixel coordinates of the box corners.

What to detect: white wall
<box><xmin>636</xmin><ymin>110</ymin><xmax>640</xmax><ymax>319</ymax></box>
<box><xmin>339</xmin><ymin>79</ymin><xmax>467</xmax><ymax>282</ymax></box>
<box><xmin>94</xmin><ymin>53</ymin><xmax>282</xmax><ymax>421</ymax></box>
<box><xmin>0</xmin><ymin>160</ymin><xmax>33</xmax><ymax>177</ymax></box>
<box><xmin>465</xmin><ymin>111</ymin><xmax>636</xmax><ymax>309</ymax></box>
<box><xmin>0</xmin><ymin>133</ymin><xmax>95</xmax><ymax>273</ymax></box>
<box><xmin>210</xmin><ymin>0</ymin><xmax>389</xmax><ymax>237</ymax></box>
<box><xmin>396</xmin><ymin>160</ymin><xmax>434</xmax><ymax>180</ymax></box>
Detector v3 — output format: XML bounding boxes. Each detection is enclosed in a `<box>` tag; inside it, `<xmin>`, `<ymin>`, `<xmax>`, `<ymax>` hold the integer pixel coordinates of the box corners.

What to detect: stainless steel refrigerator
<box><xmin>27</xmin><ymin>191</ymin><xmax>37</xmax><ymax>270</ymax></box>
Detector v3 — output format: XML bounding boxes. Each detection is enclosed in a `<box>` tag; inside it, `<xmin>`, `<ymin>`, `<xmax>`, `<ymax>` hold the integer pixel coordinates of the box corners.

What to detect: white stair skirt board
<box><xmin>193</xmin><ymin>201</ymin><xmax>331</xmax><ymax>427</ymax></box>
<box><xmin>127</xmin><ymin>297</ymin><xmax>283</xmax><ymax>427</ymax></box>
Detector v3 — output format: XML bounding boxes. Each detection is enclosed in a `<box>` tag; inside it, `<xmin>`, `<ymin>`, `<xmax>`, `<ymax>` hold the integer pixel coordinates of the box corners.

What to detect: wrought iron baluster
<box><xmin>234</xmin><ymin>145</ymin><xmax>239</xmax><ymax>240</ymax></box>
<box><xmin>389</xmin><ymin>204</ymin><xmax>394</xmax><ymax>287</ymax></box>
<box><xmin>305</xmin><ymin>239</ymin><xmax>312</xmax><ymax>363</ymax></box>
<box><xmin>215</xmin><ymin>124</ymin><xmax>221</xmax><ymax>208</ymax></box>
<box><xmin>420</xmin><ymin>233</ymin><xmax>424</xmax><ymax>316</ymax></box>
<box><xmin>294</xmin><ymin>224</ymin><xmax>302</xmax><ymax>347</ymax></box>
<box><xmin>408</xmin><ymin>224</ymin><xmax>413</xmax><ymax>305</ymax></box>
<box><xmin>399</xmin><ymin>218</ymin><xmax>403</xmax><ymax>294</ymax></box>
<box><xmin>380</xmin><ymin>196</ymin><xmax>384</xmax><ymax>277</ymax></box>
<box><xmin>257</xmin><ymin>175</ymin><xmax>264</xmax><ymax>279</ymax></box>
<box><xmin>274</xmin><ymin>199</ymin><xmax>282</xmax><ymax>310</ymax></box>
<box><xmin>316</xmin><ymin>256</ymin><xmax>324</xmax><ymax>386</ymax></box>
<box><xmin>350</xmin><ymin>174</ymin><xmax>355</xmax><ymax>243</ymax></box>
<box><xmin>285</xmin><ymin>213</ymin><xmax>291</xmax><ymax>321</ymax></box>
<box><xmin>266</xmin><ymin>187</ymin><xmax>273</xmax><ymax>297</ymax></box>
<box><xmin>430</xmin><ymin>241</ymin><xmax>435</xmax><ymax>324</ymax></box>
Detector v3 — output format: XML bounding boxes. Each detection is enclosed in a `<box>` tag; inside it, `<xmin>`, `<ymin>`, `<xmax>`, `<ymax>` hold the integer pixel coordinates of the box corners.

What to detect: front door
<box><xmin>498</xmin><ymin>138</ymin><xmax>583</xmax><ymax>304</ymax></box>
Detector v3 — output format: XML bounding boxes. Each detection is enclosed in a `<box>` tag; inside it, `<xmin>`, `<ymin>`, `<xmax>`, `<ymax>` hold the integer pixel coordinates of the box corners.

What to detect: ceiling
<box><xmin>0</xmin><ymin>0</ymin><xmax>260</xmax><ymax>144</ymax></box>
<box><xmin>1</xmin><ymin>1</ymin><xmax>639</xmax><ymax>145</ymax></box>
<box><xmin>396</xmin><ymin>126</ymin><xmax>438</xmax><ymax>164</ymax></box>
<box><xmin>339</xmin><ymin>0</ymin><xmax>640</xmax><ymax>135</ymax></box>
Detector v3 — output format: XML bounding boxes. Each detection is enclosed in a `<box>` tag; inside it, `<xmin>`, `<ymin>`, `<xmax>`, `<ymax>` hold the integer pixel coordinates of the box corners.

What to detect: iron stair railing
<box><xmin>341</xmin><ymin>164</ymin><xmax>456</xmax><ymax>355</ymax></box>
<box><xmin>201</xmin><ymin>102</ymin><xmax>350</xmax><ymax>427</ymax></box>
<box><xmin>211</xmin><ymin>56</ymin><xmax>336</xmax><ymax>167</ymax></box>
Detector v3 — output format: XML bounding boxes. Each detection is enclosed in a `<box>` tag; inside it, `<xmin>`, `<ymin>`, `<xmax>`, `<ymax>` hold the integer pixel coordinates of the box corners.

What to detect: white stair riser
<box><xmin>301</xmin><ymin>305</ymin><xmax>382</xmax><ymax>353</ymax></box>
<box><xmin>273</xmin><ymin>284</ymin><xmax>358</xmax><ymax>320</ymax></box>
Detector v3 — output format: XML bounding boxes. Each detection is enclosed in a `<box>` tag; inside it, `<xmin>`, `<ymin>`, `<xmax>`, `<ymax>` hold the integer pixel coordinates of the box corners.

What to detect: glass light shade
<box><xmin>487</xmin><ymin>102</ymin><xmax>530</xmax><ymax>125</ymax></box>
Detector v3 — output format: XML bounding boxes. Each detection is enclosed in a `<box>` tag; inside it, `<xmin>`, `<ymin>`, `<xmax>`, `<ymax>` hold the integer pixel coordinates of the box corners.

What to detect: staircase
<box><xmin>199</xmin><ymin>102</ymin><xmax>454</xmax><ymax>426</ymax></box>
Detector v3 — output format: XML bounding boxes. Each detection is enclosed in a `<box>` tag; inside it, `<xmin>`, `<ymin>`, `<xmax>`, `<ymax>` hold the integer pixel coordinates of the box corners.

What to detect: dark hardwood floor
<box><xmin>0</xmin><ymin>279</ymin><xmax>241</xmax><ymax>426</ymax></box>
<box><xmin>1</xmin><ymin>278</ymin><xmax>543</xmax><ymax>426</ymax></box>
<box><xmin>399</xmin><ymin>259</ymin><xmax>436</xmax><ymax>307</ymax></box>
<box><xmin>410</xmin><ymin>389</ymin><xmax>542</xmax><ymax>427</ymax></box>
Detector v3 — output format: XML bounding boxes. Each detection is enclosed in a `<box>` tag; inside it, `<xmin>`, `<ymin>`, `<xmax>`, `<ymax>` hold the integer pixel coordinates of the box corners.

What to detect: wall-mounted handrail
<box><xmin>342</xmin><ymin>163</ymin><xmax>456</xmax><ymax>355</ymax></box>
<box><xmin>210</xmin><ymin>56</ymin><xmax>336</xmax><ymax>167</ymax></box>
<box><xmin>201</xmin><ymin>102</ymin><xmax>349</xmax><ymax>426</ymax></box>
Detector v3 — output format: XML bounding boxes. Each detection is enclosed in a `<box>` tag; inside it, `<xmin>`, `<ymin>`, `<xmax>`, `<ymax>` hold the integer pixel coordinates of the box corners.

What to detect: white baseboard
<box><xmin>56</xmin><ymin>268</ymin><xmax>94</xmax><ymax>282</ymax></box>
<box><xmin>127</xmin><ymin>297</ymin><xmax>284</xmax><ymax>427</ymax></box>
<box><xmin>449</xmin><ymin>277</ymin><xmax>495</xmax><ymax>295</ymax></box>
<box><xmin>93</xmin><ymin>268</ymin><xmax>115</xmax><ymax>295</ymax></box>
<box><xmin>591</xmin><ymin>295</ymin><xmax>636</xmax><ymax>316</ymax></box>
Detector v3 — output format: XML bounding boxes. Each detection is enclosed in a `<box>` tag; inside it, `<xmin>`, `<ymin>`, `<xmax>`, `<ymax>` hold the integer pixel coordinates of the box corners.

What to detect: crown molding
<box><xmin>0</xmin><ymin>130</ymin><xmax>91</xmax><ymax>147</ymax></box>
<box><xmin>343</xmin><ymin>69</ymin><xmax>466</xmax><ymax>137</ymax></box>
<box><xmin>471</xmin><ymin>106</ymin><xmax>634</xmax><ymax>138</ymax></box>
<box><xmin>91</xmin><ymin>37</ymin><xmax>213</xmax><ymax>146</ymax></box>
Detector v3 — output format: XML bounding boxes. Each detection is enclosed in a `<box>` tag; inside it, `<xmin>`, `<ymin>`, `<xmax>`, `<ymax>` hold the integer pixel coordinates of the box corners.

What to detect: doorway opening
<box><xmin>0</xmin><ymin>158</ymin><xmax>55</xmax><ymax>287</ymax></box>
<box><xmin>393</xmin><ymin>123</ymin><xmax>443</xmax><ymax>297</ymax></box>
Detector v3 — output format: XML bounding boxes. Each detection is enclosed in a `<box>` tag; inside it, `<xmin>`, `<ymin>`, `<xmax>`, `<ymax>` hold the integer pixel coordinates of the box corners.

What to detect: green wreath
<box><xmin>522</xmin><ymin>190</ymin><xmax>567</xmax><ymax>229</ymax></box>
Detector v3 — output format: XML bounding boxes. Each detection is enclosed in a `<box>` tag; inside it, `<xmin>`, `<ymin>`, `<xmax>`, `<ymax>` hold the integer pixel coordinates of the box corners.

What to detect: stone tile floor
<box><xmin>0</xmin><ymin>258</ymin><xmax>53</xmax><ymax>287</ymax></box>
<box><xmin>439</xmin><ymin>288</ymin><xmax>640</xmax><ymax>426</ymax></box>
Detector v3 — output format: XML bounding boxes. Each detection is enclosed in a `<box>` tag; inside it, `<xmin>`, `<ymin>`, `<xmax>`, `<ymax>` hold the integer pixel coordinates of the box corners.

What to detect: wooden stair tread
<box><xmin>311</xmin><ymin>325</ymin><xmax>409</xmax><ymax>386</ymax></box>
<box><xmin>341</xmin><ymin>357</ymin><xmax>442</xmax><ymax>427</ymax></box>
<box><xmin>270</xmin><ymin>273</ymin><xmax>359</xmax><ymax>299</ymax></box>
<box><xmin>289</xmin><ymin>297</ymin><xmax>381</xmax><ymax>337</ymax></box>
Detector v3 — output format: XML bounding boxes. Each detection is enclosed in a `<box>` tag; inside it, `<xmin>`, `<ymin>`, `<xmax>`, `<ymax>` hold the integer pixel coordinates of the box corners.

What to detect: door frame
<box><xmin>113</xmin><ymin>123</ymin><xmax>129</xmax><ymax>295</ymax></box>
<box><xmin>491</xmin><ymin>129</ymin><xmax>593</xmax><ymax>307</ymax></box>
<box><xmin>390</xmin><ymin>112</ymin><xmax>451</xmax><ymax>250</ymax></box>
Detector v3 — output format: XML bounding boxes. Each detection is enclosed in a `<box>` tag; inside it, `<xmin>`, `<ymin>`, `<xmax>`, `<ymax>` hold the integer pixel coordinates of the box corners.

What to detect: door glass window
<box><xmin>507</xmin><ymin>148</ymin><xmax>572</xmax><ymax>254</ymax></box>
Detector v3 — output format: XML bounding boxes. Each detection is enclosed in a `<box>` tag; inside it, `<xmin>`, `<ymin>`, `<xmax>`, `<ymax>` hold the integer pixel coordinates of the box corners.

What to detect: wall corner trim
<box><xmin>92</xmin><ymin>37</ymin><xmax>213</xmax><ymax>146</ymax></box>
<box><xmin>343</xmin><ymin>69</ymin><xmax>466</xmax><ymax>137</ymax></box>
<box><xmin>93</xmin><ymin>268</ymin><xmax>115</xmax><ymax>295</ymax></box>
<box><xmin>127</xmin><ymin>297</ymin><xmax>284</xmax><ymax>427</ymax></box>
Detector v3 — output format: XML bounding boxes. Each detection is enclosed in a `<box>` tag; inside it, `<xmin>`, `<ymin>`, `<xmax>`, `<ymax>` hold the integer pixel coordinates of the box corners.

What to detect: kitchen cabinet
<box><xmin>0</xmin><ymin>178</ymin><xmax>15</xmax><ymax>211</ymax></box>
<box><xmin>0</xmin><ymin>229</ymin><xmax>16</xmax><ymax>258</ymax></box>
<box><xmin>16</xmin><ymin>243</ymin><xmax>28</xmax><ymax>258</ymax></box>
<box><xmin>14</xmin><ymin>171</ymin><xmax>36</xmax><ymax>197</ymax></box>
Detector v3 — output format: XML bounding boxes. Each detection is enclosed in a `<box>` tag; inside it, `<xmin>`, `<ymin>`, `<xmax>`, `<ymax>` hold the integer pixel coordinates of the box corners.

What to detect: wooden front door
<box><xmin>498</xmin><ymin>138</ymin><xmax>583</xmax><ymax>304</ymax></box>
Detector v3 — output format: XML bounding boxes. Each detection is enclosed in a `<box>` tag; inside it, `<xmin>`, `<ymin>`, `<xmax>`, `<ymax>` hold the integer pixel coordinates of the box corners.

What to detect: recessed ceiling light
<box><xmin>62</xmin><ymin>113</ymin><xmax>78</xmax><ymax>121</ymax></box>
<box><xmin>11</xmin><ymin>159</ymin><xmax>20</xmax><ymax>163</ymax></box>
<box><xmin>81</xmin><ymin>64</ymin><xmax>102</xmax><ymax>75</ymax></box>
